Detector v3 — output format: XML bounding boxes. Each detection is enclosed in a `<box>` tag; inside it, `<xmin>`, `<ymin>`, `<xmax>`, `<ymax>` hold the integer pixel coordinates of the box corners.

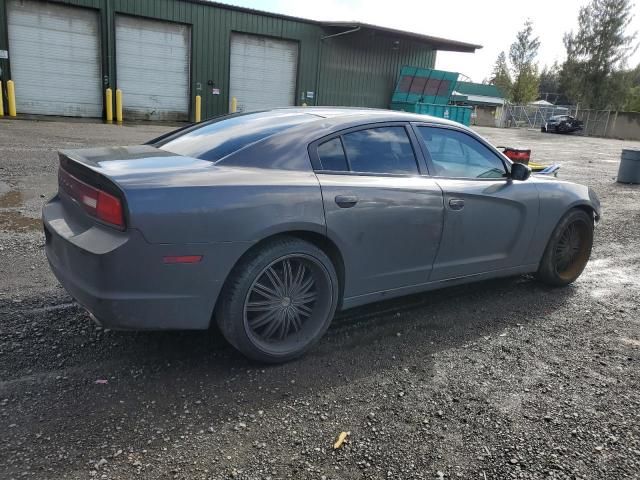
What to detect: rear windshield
<box><xmin>156</xmin><ymin>111</ymin><xmax>316</xmax><ymax>162</ymax></box>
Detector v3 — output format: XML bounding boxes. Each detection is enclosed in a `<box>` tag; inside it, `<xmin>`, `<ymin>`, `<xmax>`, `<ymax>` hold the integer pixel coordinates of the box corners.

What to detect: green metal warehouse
<box><xmin>0</xmin><ymin>0</ymin><xmax>480</xmax><ymax>121</ymax></box>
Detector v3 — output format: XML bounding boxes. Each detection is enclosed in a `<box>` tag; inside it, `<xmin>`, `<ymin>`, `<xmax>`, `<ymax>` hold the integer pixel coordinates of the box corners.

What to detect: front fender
<box><xmin>564</xmin><ymin>186</ymin><xmax>601</xmax><ymax>221</ymax></box>
<box><xmin>526</xmin><ymin>178</ymin><xmax>600</xmax><ymax>264</ymax></box>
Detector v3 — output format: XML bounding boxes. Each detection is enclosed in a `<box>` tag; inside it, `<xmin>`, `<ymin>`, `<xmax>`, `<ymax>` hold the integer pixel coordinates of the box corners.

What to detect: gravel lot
<box><xmin>1</xmin><ymin>118</ymin><xmax>639</xmax><ymax>480</ymax></box>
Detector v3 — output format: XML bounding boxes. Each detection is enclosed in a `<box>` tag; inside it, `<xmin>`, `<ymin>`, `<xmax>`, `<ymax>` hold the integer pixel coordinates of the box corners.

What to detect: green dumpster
<box><xmin>390</xmin><ymin>66</ymin><xmax>472</xmax><ymax>126</ymax></box>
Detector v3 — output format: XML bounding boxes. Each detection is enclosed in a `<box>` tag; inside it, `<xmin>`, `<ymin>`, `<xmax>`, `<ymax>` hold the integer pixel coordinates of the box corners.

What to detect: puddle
<box><xmin>0</xmin><ymin>190</ymin><xmax>22</xmax><ymax>208</ymax></box>
<box><xmin>0</xmin><ymin>189</ymin><xmax>42</xmax><ymax>232</ymax></box>
<box><xmin>0</xmin><ymin>211</ymin><xmax>41</xmax><ymax>232</ymax></box>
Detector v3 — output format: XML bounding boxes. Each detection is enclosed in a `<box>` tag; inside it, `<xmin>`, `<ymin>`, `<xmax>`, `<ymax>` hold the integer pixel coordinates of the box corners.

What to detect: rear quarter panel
<box><xmin>120</xmin><ymin>166</ymin><xmax>326</xmax><ymax>244</ymax></box>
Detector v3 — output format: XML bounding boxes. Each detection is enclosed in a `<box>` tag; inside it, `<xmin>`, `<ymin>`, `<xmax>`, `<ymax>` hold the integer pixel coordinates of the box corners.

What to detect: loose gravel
<box><xmin>1</xmin><ymin>118</ymin><xmax>639</xmax><ymax>480</ymax></box>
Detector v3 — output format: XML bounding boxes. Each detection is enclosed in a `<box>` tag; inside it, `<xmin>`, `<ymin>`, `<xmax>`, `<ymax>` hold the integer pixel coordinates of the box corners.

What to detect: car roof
<box><xmin>248</xmin><ymin>106</ymin><xmax>467</xmax><ymax>129</ymax></box>
<box><xmin>212</xmin><ymin>107</ymin><xmax>476</xmax><ymax>171</ymax></box>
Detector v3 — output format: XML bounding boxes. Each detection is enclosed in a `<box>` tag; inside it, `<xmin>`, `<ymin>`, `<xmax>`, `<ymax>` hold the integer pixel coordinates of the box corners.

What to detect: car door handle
<box><xmin>448</xmin><ymin>198</ymin><xmax>465</xmax><ymax>210</ymax></box>
<box><xmin>335</xmin><ymin>195</ymin><xmax>358</xmax><ymax>208</ymax></box>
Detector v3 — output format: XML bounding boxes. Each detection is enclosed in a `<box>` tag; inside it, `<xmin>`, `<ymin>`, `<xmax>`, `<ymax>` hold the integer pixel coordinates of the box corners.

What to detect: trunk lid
<box><xmin>60</xmin><ymin>145</ymin><xmax>212</xmax><ymax>179</ymax></box>
<box><xmin>57</xmin><ymin>145</ymin><xmax>213</xmax><ymax>230</ymax></box>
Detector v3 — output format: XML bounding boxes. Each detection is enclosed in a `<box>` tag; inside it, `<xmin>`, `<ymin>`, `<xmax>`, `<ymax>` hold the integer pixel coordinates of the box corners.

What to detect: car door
<box><xmin>413</xmin><ymin>124</ymin><xmax>539</xmax><ymax>281</ymax></box>
<box><xmin>309</xmin><ymin>123</ymin><xmax>445</xmax><ymax>299</ymax></box>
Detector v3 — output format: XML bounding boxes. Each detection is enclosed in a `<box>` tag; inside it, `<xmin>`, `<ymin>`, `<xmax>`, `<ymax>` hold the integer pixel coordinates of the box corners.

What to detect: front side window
<box><xmin>341</xmin><ymin>126</ymin><xmax>419</xmax><ymax>175</ymax></box>
<box><xmin>417</xmin><ymin>127</ymin><xmax>506</xmax><ymax>179</ymax></box>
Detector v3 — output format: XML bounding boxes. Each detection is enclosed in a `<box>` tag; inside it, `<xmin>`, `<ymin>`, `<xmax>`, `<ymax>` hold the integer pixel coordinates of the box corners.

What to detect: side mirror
<box><xmin>510</xmin><ymin>162</ymin><xmax>531</xmax><ymax>181</ymax></box>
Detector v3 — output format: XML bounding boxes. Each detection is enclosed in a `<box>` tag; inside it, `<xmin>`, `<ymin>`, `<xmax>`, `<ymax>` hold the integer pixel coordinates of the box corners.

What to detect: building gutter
<box><xmin>314</xmin><ymin>26</ymin><xmax>361</xmax><ymax>105</ymax></box>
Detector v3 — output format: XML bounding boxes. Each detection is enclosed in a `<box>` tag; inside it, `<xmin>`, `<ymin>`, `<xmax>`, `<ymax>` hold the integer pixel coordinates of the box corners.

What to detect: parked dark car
<box><xmin>541</xmin><ymin>115</ymin><xmax>584</xmax><ymax>133</ymax></box>
<box><xmin>43</xmin><ymin>108</ymin><xmax>600</xmax><ymax>362</ymax></box>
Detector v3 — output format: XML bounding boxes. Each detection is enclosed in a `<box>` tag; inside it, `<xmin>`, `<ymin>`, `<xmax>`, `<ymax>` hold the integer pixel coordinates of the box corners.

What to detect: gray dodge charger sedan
<box><xmin>43</xmin><ymin>108</ymin><xmax>601</xmax><ymax>362</ymax></box>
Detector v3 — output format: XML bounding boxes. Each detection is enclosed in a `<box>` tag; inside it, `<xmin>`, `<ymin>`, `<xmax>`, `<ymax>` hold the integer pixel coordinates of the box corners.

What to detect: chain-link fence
<box><xmin>495</xmin><ymin>104</ymin><xmax>640</xmax><ymax>140</ymax></box>
<box><xmin>499</xmin><ymin>104</ymin><xmax>616</xmax><ymax>138</ymax></box>
<box><xmin>572</xmin><ymin>109</ymin><xmax>613</xmax><ymax>137</ymax></box>
<box><xmin>500</xmin><ymin>104</ymin><xmax>576</xmax><ymax>129</ymax></box>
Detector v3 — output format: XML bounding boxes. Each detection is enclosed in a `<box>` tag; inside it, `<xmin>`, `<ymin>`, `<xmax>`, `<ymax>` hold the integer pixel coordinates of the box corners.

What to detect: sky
<box><xmin>218</xmin><ymin>0</ymin><xmax>640</xmax><ymax>82</ymax></box>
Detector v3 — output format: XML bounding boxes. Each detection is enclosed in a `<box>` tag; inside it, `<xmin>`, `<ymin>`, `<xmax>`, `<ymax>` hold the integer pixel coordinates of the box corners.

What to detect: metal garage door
<box><xmin>7</xmin><ymin>0</ymin><xmax>102</xmax><ymax>117</ymax></box>
<box><xmin>116</xmin><ymin>15</ymin><xmax>191</xmax><ymax>121</ymax></box>
<box><xmin>230</xmin><ymin>33</ymin><xmax>298</xmax><ymax>112</ymax></box>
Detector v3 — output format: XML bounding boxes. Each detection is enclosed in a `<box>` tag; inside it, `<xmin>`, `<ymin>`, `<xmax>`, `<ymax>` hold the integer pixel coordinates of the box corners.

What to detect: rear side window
<box><xmin>341</xmin><ymin>126</ymin><xmax>418</xmax><ymax>174</ymax></box>
<box><xmin>156</xmin><ymin>112</ymin><xmax>316</xmax><ymax>162</ymax></box>
<box><xmin>317</xmin><ymin>138</ymin><xmax>349</xmax><ymax>171</ymax></box>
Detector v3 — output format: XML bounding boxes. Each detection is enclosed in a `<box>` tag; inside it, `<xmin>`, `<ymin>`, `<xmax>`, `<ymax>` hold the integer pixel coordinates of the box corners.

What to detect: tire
<box><xmin>215</xmin><ymin>236</ymin><xmax>339</xmax><ymax>363</ymax></box>
<box><xmin>536</xmin><ymin>209</ymin><xmax>594</xmax><ymax>287</ymax></box>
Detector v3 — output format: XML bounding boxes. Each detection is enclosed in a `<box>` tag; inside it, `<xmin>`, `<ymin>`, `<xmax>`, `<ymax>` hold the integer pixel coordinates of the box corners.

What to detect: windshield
<box><xmin>156</xmin><ymin>111</ymin><xmax>317</xmax><ymax>162</ymax></box>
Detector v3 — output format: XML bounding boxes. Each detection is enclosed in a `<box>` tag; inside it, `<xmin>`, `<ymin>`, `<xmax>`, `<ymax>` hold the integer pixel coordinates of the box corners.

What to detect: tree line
<box><xmin>488</xmin><ymin>0</ymin><xmax>639</xmax><ymax>110</ymax></box>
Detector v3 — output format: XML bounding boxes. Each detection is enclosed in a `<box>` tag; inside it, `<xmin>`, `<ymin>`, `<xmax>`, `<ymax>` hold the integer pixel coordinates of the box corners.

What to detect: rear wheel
<box><xmin>536</xmin><ymin>209</ymin><xmax>594</xmax><ymax>286</ymax></box>
<box><xmin>216</xmin><ymin>237</ymin><xmax>338</xmax><ymax>363</ymax></box>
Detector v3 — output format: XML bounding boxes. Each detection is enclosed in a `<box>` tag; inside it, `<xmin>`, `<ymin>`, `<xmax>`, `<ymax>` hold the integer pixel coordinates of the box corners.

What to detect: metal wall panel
<box><xmin>106</xmin><ymin>0</ymin><xmax>322</xmax><ymax>120</ymax></box>
<box><xmin>0</xmin><ymin>0</ymin><xmax>437</xmax><ymax>120</ymax></box>
<box><xmin>229</xmin><ymin>33</ymin><xmax>298</xmax><ymax>112</ymax></box>
<box><xmin>115</xmin><ymin>14</ymin><xmax>190</xmax><ymax>121</ymax></box>
<box><xmin>317</xmin><ymin>30</ymin><xmax>436</xmax><ymax>108</ymax></box>
<box><xmin>6</xmin><ymin>0</ymin><xmax>102</xmax><ymax>116</ymax></box>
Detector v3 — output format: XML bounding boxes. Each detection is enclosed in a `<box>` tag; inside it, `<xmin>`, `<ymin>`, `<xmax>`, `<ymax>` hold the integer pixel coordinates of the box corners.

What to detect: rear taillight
<box><xmin>96</xmin><ymin>191</ymin><xmax>124</xmax><ymax>227</ymax></box>
<box><xmin>58</xmin><ymin>168</ymin><xmax>125</xmax><ymax>229</ymax></box>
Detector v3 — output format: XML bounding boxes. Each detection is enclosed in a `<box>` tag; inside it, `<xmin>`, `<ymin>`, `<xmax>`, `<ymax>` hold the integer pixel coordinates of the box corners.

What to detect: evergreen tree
<box><xmin>560</xmin><ymin>0</ymin><xmax>638</xmax><ymax>108</ymax></box>
<box><xmin>488</xmin><ymin>51</ymin><xmax>512</xmax><ymax>98</ymax></box>
<box><xmin>622</xmin><ymin>64</ymin><xmax>640</xmax><ymax>110</ymax></box>
<box><xmin>509</xmin><ymin>20</ymin><xmax>541</xmax><ymax>103</ymax></box>
<box><xmin>539</xmin><ymin>63</ymin><xmax>560</xmax><ymax>96</ymax></box>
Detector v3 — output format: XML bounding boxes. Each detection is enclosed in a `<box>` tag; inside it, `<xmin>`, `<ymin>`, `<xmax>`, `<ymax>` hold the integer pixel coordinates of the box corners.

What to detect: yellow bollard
<box><xmin>7</xmin><ymin>80</ymin><xmax>17</xmax><ymax>117</ymax></box>
<box><xmin>105</xmin><ymin>88</ymin><xmax>113</xmax><ymax>122</ymax></box>
<box><xmin>0</xmin><ymin>81</ymin><xmax>4</xmax><ymax>117</ymax></box>
<box><xmin>195</xmin><ymin>95</ymin><xmax>201</xmax><ymax>123</ymax></box>
<box><xmin>115</xmin><ymin>89</ymin><xmax>123</xmax><ymax>123</ymax></box>
<box><xmin>302</xmin><ymin>102</ymin><xmax>307</xmax><ymax>107</ymax></box>
<box><xmin>230</xmin><ymin>96</ymin><xmax>237</xmax><ymax>113</ymax></box>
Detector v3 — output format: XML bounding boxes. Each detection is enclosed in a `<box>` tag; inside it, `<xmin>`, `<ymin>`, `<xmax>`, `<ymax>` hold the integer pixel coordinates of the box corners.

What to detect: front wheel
<box><xmin>536</xmin><ymin>209</ymin><xmax>594</xmax><ymax>287</ymax></box>
<box><xmin>216</xmin><ymin>237</ymin><xmax>339</xmax><ymax>363</ymax></box>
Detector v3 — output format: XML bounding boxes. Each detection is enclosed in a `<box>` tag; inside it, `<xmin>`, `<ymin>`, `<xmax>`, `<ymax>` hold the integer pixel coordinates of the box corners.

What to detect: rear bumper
<box><xmin>43</xmin><ymin>195</ymin><xmax>246</xmax><ymax>330</ymax></box>
<box><xmin>46</xmin><ymin>244</ymin><xmax>213</xmax><ymax>330</ymax></box>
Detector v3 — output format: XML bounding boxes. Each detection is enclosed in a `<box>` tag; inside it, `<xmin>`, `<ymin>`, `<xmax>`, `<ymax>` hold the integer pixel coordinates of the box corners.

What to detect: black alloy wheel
<box><xmin>216</xmin><ymin>237</ymin><xmax>338</xmax><ymax>363</ymax></box>
<box><xmin>243</xmin><ymin>254</ymin><xmax>333</xmax><ymax>354</ymax></box>
<box><xmin>536</xmin><ymin>209</ymin><xmax>594</xmax><ymax>286</ymax></box>
<box><xmin>552</xmin><ymin>219</ymin><xmax>591</xmax><ymax>282</ymax></box>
